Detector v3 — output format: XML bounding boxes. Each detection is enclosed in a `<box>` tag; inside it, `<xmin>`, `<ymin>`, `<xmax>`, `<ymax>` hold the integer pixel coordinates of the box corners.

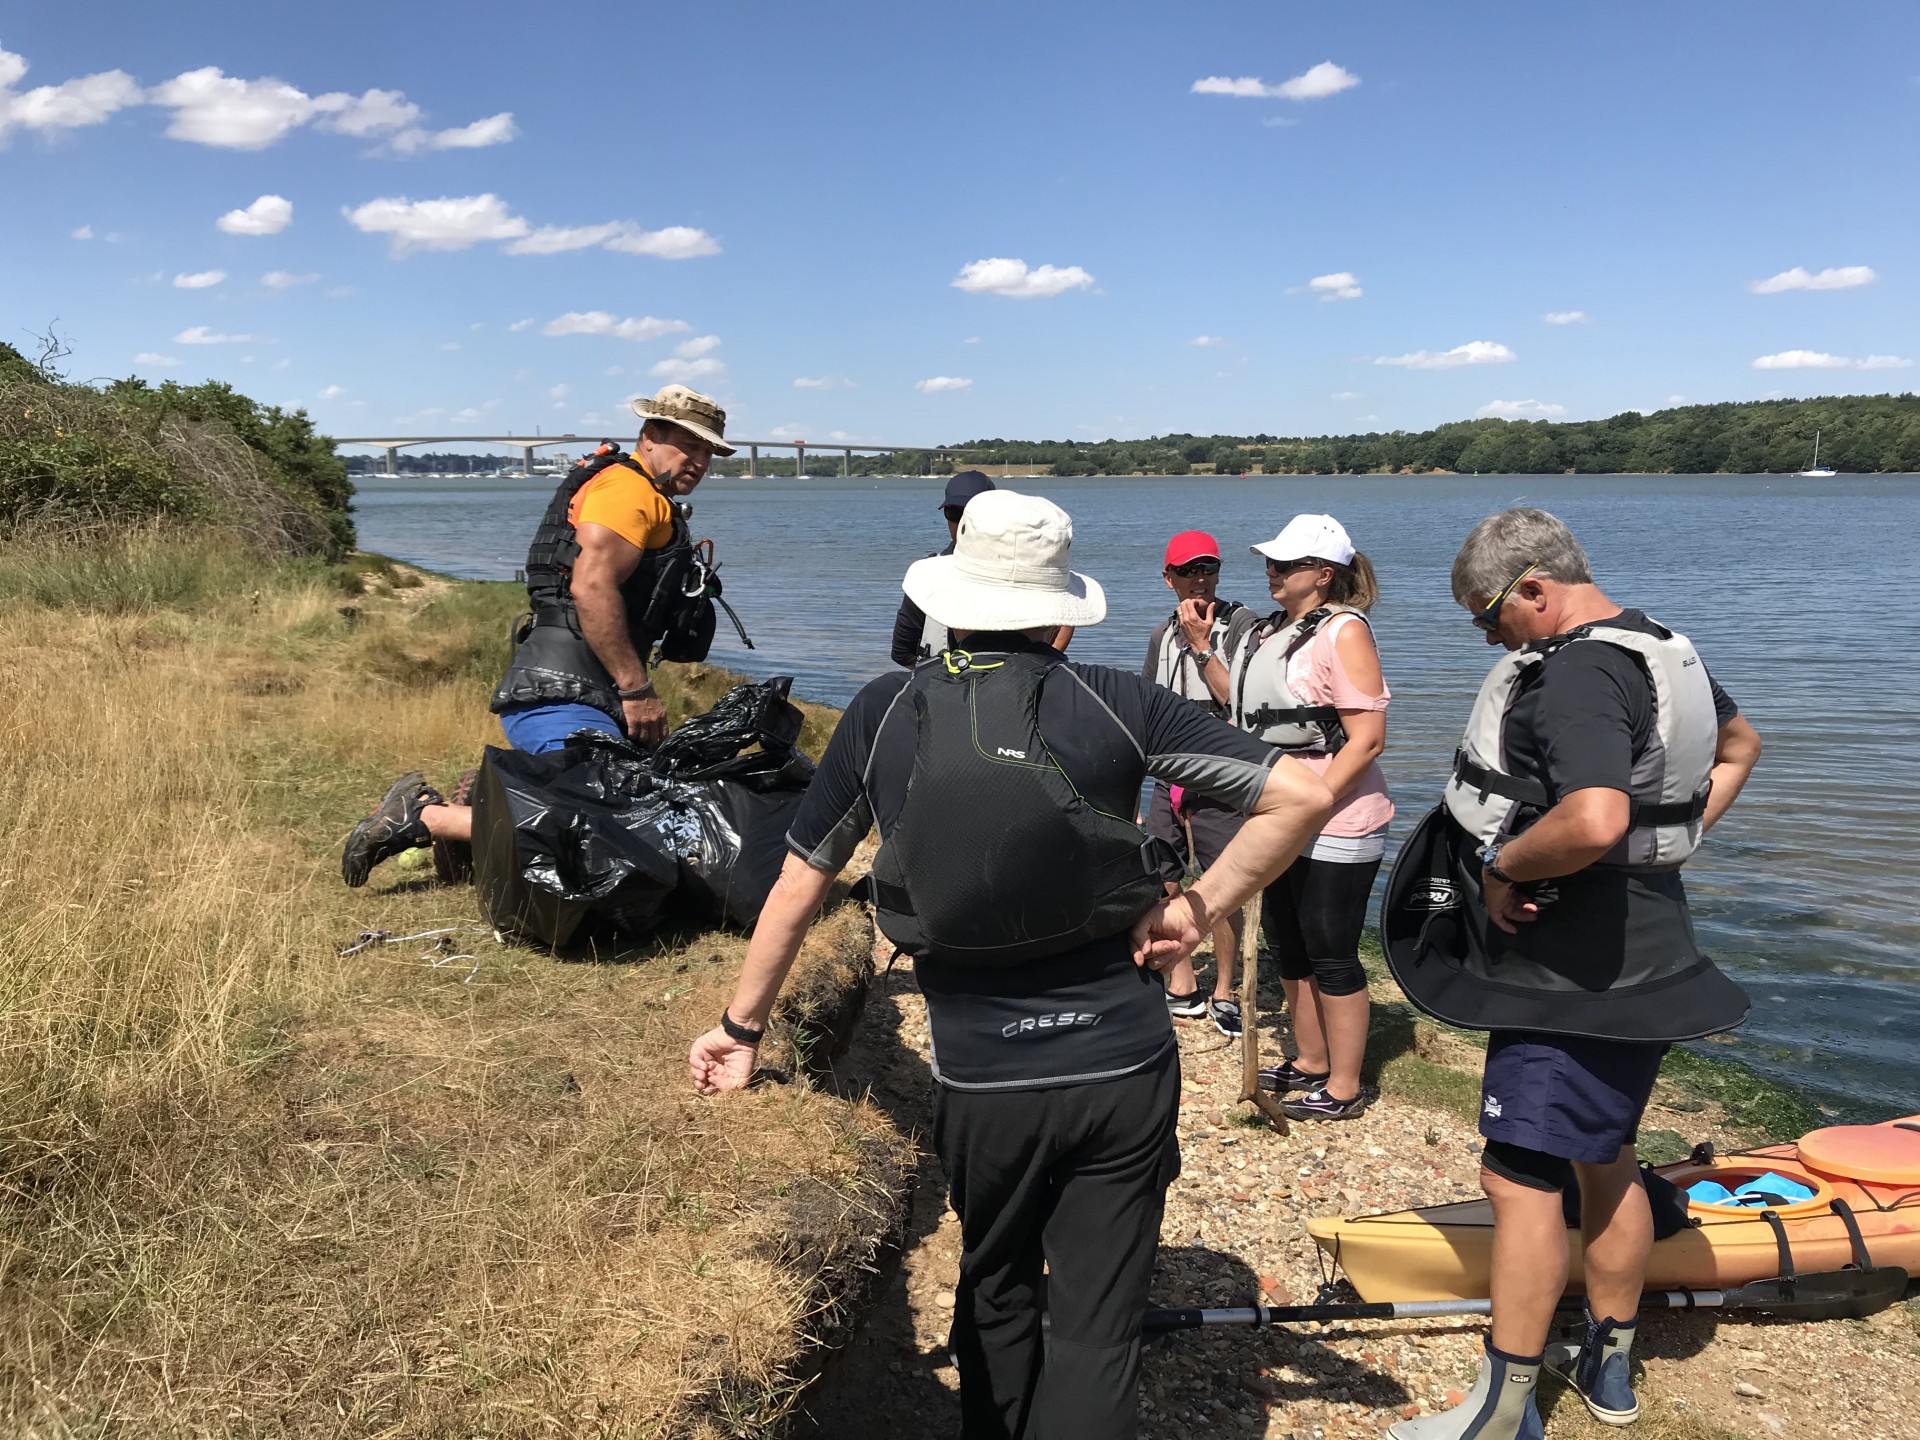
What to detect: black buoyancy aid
<box><xmin>490</xmin><ymin>451</ymin><xmax>725</xmax><ymax>718</ymax></box>
<box><xmin>1227</xmin><ymin>605</ymin><xmax>1361</xmax><ymax>752</ymax></box>
<box><xmin>866</xmin><ymin>650</ymin><xmax>1179</xmax><ymax>966</ymax></box>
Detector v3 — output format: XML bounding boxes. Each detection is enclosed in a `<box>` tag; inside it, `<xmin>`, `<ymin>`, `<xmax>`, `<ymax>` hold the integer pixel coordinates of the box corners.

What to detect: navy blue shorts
<box><xmin>1478</xmin><ymin>1031</ymin><xmax>1669</xmax><ymax>1165</ymax></box>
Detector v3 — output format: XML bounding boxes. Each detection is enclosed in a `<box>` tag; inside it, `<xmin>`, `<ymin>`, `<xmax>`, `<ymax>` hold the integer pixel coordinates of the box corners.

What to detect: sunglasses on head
<box><xmin>1472</xmin><ymin>561</ymin><xmax>1540</xmax><ymax>632</ymax></box>
<box><xmin>1168</xmin><ymin>559</ymin><xmax>1221</xmax><ymax>577</ymax></box>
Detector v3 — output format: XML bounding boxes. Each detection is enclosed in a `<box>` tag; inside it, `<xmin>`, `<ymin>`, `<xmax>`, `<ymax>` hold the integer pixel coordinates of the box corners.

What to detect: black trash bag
<box><xmin>472</xmin><ymin>679</ymin><xmax>814</xmax><ymax>949</ymax></box>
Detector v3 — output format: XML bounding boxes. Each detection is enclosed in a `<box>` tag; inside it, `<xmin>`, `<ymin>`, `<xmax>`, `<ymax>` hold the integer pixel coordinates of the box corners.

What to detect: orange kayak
<box><xmin>1305</xmin><ymin>1116</ymin><xmax>1920</xmax><ymax>1303</ymax></box>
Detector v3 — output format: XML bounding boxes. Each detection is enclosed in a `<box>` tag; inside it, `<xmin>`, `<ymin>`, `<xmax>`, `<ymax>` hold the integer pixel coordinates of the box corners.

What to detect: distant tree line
<box><xmin>708</xmin><ymin>393</ymin><xmax>1920</xmax><ymax>478</ymax></box>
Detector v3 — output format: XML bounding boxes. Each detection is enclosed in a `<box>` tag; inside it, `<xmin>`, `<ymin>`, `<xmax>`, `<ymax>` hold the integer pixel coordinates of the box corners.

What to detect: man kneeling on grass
<box><xmin>342</xmin><ymin>385</ymin><xmax>732</xmax><ymax>886</ymax></box>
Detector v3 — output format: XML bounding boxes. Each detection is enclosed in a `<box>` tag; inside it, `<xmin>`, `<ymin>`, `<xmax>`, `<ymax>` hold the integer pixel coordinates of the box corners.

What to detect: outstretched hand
<box><xmin>1131</xmin><ymin>892</ymin><xmax>1205</xmax><ymax>973</ymax></box>
<box><xmin>689</xmin><ymin>1027</ymin><xmax>757</xmax><ymax>1094</ymax></box>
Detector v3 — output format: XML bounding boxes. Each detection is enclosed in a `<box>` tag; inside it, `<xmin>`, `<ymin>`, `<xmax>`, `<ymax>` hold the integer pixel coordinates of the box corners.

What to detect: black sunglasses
<box><xmin>1472</xmin><ymin>561</ymin><xmax>1540</xmax><ymax>632</ymax></box>
<box><xmin>942</xmin><ymin>505</ymin><xmax>967</xmax><ymax>524</ymax></box>
<box><xmin>1167</xmin><ymin>559</ymin><xmax>1221</xmax><ymax>577</ymax></box>
<box><xmin>1264</xmin><ymin>556</ymin><xmax>1324</xmax><ymax>575</ymax></box>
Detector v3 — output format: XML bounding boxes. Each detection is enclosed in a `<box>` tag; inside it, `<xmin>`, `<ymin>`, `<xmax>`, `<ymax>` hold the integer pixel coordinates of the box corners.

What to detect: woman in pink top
<box><xmin>1226</xmin><ymin>513</ymin><xmax>1393</xmax><ymax>1121</ymax></box>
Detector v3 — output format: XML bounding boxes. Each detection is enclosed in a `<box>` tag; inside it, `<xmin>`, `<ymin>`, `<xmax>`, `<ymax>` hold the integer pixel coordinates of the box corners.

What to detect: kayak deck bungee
<box><xmin>1306</xmin><ymin>1117</ymin><xmax>1920</xmax><ymax>1303</ymax></box>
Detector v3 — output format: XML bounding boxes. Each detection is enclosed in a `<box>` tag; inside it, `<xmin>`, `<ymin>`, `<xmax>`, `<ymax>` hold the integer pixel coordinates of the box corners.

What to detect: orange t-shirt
<box><xmin>567</xmin><ymin>460</ymin><xmax>675</xmax><ymax>551</ymax></box>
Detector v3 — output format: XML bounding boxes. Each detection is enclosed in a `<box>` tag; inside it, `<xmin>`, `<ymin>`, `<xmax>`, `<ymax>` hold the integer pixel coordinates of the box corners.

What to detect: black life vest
<box><xmin>866</xmin><ymin>649</ymin><xmax>1180</xmax><ymax>966</ymax></box>
<box><xmin>490</xmin><ymin>450</ymin><xmax>744</xmax><ymax>719</ymax></box>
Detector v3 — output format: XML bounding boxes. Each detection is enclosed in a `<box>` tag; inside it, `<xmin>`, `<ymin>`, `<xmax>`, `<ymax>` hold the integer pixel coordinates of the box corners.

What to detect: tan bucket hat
<box><xmin>631</xmin><ymin>384</ymin><xmax>736</xmax><ymax>456</ymax></box>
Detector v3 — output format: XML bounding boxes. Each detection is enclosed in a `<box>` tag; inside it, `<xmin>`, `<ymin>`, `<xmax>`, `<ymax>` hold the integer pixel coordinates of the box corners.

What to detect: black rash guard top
<box><xmin>788</xmin><ymin>634</ymin><xmax>1281</xmax><ymax>1090</ymax></box>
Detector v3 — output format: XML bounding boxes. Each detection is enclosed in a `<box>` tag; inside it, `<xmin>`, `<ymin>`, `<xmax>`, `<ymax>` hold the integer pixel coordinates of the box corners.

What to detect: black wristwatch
<box><xmin>720</xmin><ymin>1010</ymin><xmax>764</xmax><ymax>1045</ymax></box>
<box><xmin>1478</xmin><ymin>843</ymin><xmax>1516</xmax><ymax>884</ymax></box>
<box><xmin>617</xmin><ymin>681</ymin><xmax>658</xmax><ymax>701</ymax></box>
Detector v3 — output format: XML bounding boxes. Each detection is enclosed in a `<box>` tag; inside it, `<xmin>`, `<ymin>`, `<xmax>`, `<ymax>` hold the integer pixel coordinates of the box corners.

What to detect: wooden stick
<box><xmin>1236</xmin><ymin>892</ymin><xmax>1289</xmax><ymax>1133</ymax></box>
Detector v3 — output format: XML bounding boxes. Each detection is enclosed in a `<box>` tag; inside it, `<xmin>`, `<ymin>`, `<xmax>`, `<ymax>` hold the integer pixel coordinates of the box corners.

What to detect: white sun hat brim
<box><xmin>903</xmin><ymin>553</ymin><xmax>1107</xmax><ymax>633</ymax></box>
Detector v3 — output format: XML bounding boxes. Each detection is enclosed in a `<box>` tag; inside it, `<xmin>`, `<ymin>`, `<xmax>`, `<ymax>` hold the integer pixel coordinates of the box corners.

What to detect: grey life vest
<box><xmin>865</xmin><ymin>649</ymin><xmax>1180</xmax><ymax>966</ymax></box>
<box><xmin>1227</xmin><ymin>605</ymin><xmax>1365</xmax><ymax>752</ymax></box>
<box><xmin>1146</xmin><ymin>601</ymin><xmax>1253</xmax><ymax>713</ymax></box>
<box><xmin>1443</xmin><ymin>619</ymin><xmax>1716</xmax><ymax>867</ymax></box>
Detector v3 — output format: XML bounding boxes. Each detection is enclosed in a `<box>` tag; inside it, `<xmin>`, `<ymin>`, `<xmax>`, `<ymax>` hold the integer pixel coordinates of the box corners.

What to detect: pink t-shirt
<box><xmin>1270</xmin><ymin>612</ymin><xmax>1394</xmax><ymax>837</ymax></box>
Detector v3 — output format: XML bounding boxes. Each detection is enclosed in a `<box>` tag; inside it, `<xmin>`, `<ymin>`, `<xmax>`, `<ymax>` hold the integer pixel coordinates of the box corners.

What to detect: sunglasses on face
<box><xmin>1264</xmin><ymin>556</ymin><xmax>1322</xmax><ymax>576</ymax></box>
<box><xmin>1168</xmin><ymin>559</ymin><xmax>1221</xmax><ymax>577</ymax></box>
<box><xmin>942</xmin><ymin>505</ymin><xmax>967</xmax><ymax>524</ymax></box>
<box><xmin>1472</xmin><ymin>561</ymin><xmax>1540</xmax><ymax>632</ymax></box>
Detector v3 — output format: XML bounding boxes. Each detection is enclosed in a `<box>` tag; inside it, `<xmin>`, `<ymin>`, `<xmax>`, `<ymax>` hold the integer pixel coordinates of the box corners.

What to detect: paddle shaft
<box><xmin>1142</xmin><ymin>1267</ymin><xmax>1902</xmax><ymax>1336</ymax></box>
<box><xmin>1235</xmin><ymin>893</ymin><xmax>1290</xmax><ymax>1132</ymax></box>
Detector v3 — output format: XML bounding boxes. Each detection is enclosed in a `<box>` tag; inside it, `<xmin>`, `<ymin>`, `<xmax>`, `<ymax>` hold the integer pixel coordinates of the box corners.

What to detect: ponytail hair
<box><xmin>1326</xmin><ymin>549</ymin><xmax>1379</xmax><ymax>612</ymax></box>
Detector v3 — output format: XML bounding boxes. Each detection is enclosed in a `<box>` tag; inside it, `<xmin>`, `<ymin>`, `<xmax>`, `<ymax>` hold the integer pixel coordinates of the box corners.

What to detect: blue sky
<box><xmin>3</xmin><ymin>0</ymin><xmax>1916</xmax><ymax>453</ymax></box>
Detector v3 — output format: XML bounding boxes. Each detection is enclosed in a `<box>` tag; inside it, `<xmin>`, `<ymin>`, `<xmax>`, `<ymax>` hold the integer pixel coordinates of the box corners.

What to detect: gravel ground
<box><xmin>800</xmin><ymin>955</ymin><xmax>1920</xmax><ymax>1439</ymax></box>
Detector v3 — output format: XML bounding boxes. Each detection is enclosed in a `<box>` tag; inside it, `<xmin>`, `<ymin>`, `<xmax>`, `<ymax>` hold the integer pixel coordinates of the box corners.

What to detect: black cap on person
<box><xmin>940</xmin><ymin>471</ymin><xmax>997</xmax><ymax>510</ymax></box>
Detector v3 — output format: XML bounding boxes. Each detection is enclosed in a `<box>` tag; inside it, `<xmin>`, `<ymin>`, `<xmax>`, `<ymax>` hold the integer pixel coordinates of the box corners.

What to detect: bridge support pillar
<box><xmin>384</xmin><ymin>446</ymin><xmax>399</xmax><ymax>476</ymax></box>
<box><xmin>522</xmin><ymin>445</ymin><xmax>536</xmax><ymax>475</ymax></box>
<box><xmin>795</xmin><ymin>443</ymin><xmax>806</xmax><ymax>478</ymax></box>
<box><xmin>842</xmin><ymin>448</ymin><xmax>852</xmax><ymax>477</ymax></box>
<box><xmin>748</xmin><ymin>444</ymin><xmax>758</xmax><ymax>479</ymax></box>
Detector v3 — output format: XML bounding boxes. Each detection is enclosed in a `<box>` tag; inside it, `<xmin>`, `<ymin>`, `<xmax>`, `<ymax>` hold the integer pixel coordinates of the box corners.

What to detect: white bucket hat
<box><xmin>1251</xmin><ymin>513</ymin><xmax>1356</xmax><ymax>566</ymax></box>
<box><xmin>903</xmin><ymin>490</ymin><xmax>1106</xmax><ymax>632</ymax></box>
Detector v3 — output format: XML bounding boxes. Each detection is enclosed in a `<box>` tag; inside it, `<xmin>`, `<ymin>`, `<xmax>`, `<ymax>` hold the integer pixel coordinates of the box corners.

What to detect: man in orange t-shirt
<box><xmin>342</xmin><ymin>385</ymin><xmax>736</xmax><ymax>887</ymax></box>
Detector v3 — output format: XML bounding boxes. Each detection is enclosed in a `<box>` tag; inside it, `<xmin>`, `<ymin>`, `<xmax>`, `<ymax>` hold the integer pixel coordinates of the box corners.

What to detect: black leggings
<box><xmin>1262</xmin><ymin>852</ymin><xmax>1380</xmax><ymax>997</ymax></box>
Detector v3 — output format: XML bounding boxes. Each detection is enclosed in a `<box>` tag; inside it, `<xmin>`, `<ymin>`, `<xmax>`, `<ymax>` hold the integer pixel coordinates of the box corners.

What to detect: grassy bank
<box><xmin>0</xmin><ymin>528</ymin><xmax>901</xmax><ymax>1437</ymax></box>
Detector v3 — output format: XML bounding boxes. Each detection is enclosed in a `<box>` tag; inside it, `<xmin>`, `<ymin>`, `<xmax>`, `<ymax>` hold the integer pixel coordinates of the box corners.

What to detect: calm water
<box><xmin>353</xmin><ymin>472</ymin><xmax>1920</xmax><ymax>1120</ymax></box>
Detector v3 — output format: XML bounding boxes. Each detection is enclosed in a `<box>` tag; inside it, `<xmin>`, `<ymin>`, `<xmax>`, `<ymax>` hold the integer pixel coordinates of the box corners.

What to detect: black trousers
<box><xmin>931</xmin><ymin>1048</ymin><xmax>1181</xmax><ymax>1440</ymax></box>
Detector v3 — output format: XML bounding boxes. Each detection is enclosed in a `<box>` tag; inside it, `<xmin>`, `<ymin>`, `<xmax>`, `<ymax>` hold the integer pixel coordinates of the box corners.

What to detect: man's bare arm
<box><xmin>572</xmin><ymin>523</ymin><xmax>668</xmax><ymax>742</ymax></box>
<box><xmin>1702</xmin><ymin>714</ymin><xmax>1760</xmax><ymax>831</ymax></box>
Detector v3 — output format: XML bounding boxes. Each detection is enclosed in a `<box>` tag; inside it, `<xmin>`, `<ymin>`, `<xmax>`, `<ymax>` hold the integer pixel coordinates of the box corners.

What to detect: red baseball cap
<box><xmin>1163</xmin><ymin>530</ymin><xmax>1221</xmax><ymax>567</ymax></box>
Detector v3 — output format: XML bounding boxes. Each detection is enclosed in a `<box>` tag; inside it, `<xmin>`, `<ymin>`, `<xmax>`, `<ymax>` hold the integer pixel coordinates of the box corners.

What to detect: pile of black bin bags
<box><xmin>472</xmin><ymin>678</ymin><xmax>815</xmax><ymax>949</ymax></box>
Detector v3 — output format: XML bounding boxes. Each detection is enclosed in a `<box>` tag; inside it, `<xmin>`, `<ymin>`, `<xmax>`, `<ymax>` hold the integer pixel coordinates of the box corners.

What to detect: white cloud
<box><xmin>1751</xmin><ymin>349</ymin><xmax>1912</xmax><ymax>371</ymax></box>
<box><xmin>132</xmin><ymin>352</ymin><xmax>177</xmax><ymax>367</ymax></box>
<box><xmin>449</xmin><ymin>405</ymin><xmax>498</xmax><ymax>424</ymax></box>
<box><xmin>505</xmin><ymin>221</ymin><xmax>628</xmax><ymax>255</ymax></box>
<box><xmin>317</xmin><ymin>88</ymin><xmax>420</xmax><ymax>138</ymax></box>
<box><xmin>261</xmin><ymin>270</ymin><xmax>318</xmax><ymax>290</ymax></box>
<box><xmin>1478</xmin><ymin>399</ymin><xmax>1567</xmax><ymax>420</ymax></box>
<box><xmin>648</xmin><ymin>356</ymin><xmax>726</xmax><ymax>382</ymax></box>
<box><xmin>794</xmin><ymin>375</ymin><xmax>856</xmax><ymax>390</ymax></box>
<box><xmin>174</xmin><ymin>325</ymin><xmax>253</xmax><ymax>345</ymax></box>
<box><xmin>1330</xmin><ymin>390</ymin><xmax>1359</xmax><ymax>401</ymax></box>
<box><xmin>916</xmin><ymin>376</ymin><xmax>973</xmax><ymax>393</ymax></box>
<box><xmin>672</xmin><ymin>335</ymin><xmax>721</xmax><ymax>359</ymax></box>
<box><xmin>172</xmin><ymin>269</ymin><xmax>226</xmax><ymax>289</ymax></box>
<box><xmin>578</xmin><ymin>411</ymin><xmax>606</xmax><ymax>426</ymax></box>
<box><xmin>1189</xmin><ymin>335</ymin><xmax>1226</xmax><ymax>347</ymax></box>
<box><xmin>603</xmin><ymin>364</ymin><xmax>624</xmax><ymax>376</ymax></box>
<box><xmin>546</xmin><ymin>383</ymin><xmax>570</xmax><ymax>401</ymax></box>
<box><xmin>1750</xmin><ymin>265</ymin><xmax>1878</xmax><ymax>295</ymax></box>
<box><xmin>1191</xmin><ymin>61</ymin><xmax>1360</xmax><ymax>102</ymax></box>
<box><xmin>952</xmin><ymin>257</ymin><xmax>1095</xmax><ymax>299</ymax></box>
<box><xmin>1376</xmin><ymin>340</ymin><xmax>1516</xmax><ymax>369</ymax></box>
<box><xmin>70</xmin><ymin>224</ymin><xmax>93</xmax><ymax>240</ymax></box>
<box><xmin>271</xmin><ymin>358</ymin><xmax>292</xmax><ymax>371</ymax></box>
<box><xmin>343</xmin><ymin>193</ymin><xmax>529</xmax><ymax>254</ymax></box>
<box><xmin>319</xmin><ymin>384</ymin><xmax>347</xmax><ymax>400</ymax></box>
<box><xmin>962</xmin><ymin>336</ymin><xmax>981</xmax><ymax>345</ymax></box>
<box><xmin>406</xmin><ymin>111</ymin><xmax>516</xmax><ymax>150</ymax></box>
<box><xmin>440</xmin><ymin>341</ymin><xmax>461</xmax><ymax>351</ymax></box>
<box><xmin>1305</xmin><ymin>271</ymin><xmax>1362</xmax><ymax>301</ymax></box>
<box><xmin>542</xmin><ymin>311</ymin><xmax>690</xmax><ymax>342</ymax></box>
<box><xmin>0</xmin><ymin>48</ymin><xmax>142</xmax><ymax>135</ymax></box>
<box><xmin>1543</xmin><ymin>310</ymin><xmax>1588</xmax><ymax>324</ymax></box>
<box><xmin>148</xmin><ymin>68</ymin><xmax>327</xmax><ymax>149</ymax></box>
<box><xmin>602</xmin><ymin>224</ymin><xmax>721</xmax><ymax>259</ymax></box>
<box><xmin>508</xmin><ymin>317</ymin><xmax>536</xmax><ymax>332</ymax></box>
<box><xmin>217</xmin><ymin>194</ymin><xmax>292</xmax><ymax>236</ymax></box>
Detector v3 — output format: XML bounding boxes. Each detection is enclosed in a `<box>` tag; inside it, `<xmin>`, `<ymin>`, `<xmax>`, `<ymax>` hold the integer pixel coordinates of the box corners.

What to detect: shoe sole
<box><xmin>342</xmin><ymin>772</ymin><xmax>430</xmax><ymax>888</ymax></box>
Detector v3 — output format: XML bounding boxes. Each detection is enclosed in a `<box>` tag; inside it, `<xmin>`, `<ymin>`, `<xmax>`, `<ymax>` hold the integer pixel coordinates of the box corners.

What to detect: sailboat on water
<box><xmin>1798</xmin><ymin>428</ymin><xmax>1837</xmax><ymax>478</ymax></box>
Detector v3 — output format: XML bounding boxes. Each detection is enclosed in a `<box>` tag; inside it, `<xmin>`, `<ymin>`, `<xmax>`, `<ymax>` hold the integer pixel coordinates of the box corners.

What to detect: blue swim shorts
<box><xmin>497</xmin><ymin>701</ymin><xmax>622</xmax><ymax>756</ymax></box>
<box><xmin>1478</xmin><ymin>1031</ymin><xmax>1669</xmax><ymax>1165</ymax></box>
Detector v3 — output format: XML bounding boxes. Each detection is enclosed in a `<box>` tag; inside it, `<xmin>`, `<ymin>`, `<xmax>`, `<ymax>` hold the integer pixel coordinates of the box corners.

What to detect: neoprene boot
<box><xmin>1543</xmin><ymin>1307</ymin><xmax>1639</xmax><ymax>1425</ymax></box>
<box><xmin>1388</xmin><ymin>1343</ymin><xmax>1543</xmax><ymax>1440</ymax></box>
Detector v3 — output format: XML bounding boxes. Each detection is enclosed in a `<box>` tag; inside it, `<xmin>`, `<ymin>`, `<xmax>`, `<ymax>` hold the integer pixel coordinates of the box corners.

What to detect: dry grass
<box><xmin>0</xmin><ymin>532</ymin><xmax>907</xmax><ymax>1437</ymax></box>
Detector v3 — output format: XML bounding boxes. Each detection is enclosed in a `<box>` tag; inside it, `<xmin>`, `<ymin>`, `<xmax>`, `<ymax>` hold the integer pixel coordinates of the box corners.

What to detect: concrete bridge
<box><xmin>337</xmin><ymin>434</ymin><xmax>966</xmax><ymax>478</ymax></box>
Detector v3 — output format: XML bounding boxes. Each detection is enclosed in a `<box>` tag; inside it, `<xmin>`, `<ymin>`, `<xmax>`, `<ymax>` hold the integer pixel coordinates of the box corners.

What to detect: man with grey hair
<box><xmin>1386</xmin><ymin>507</ymin><xmax>1761</xmax><ymax>1440</ymax></box>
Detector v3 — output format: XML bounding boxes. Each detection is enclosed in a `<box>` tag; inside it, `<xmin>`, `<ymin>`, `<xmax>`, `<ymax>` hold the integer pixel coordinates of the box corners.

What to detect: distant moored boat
<box><xmin>1798</xmin><ymin>428</ymin><xmax>1838</xmax><ymax>478</ymax></box>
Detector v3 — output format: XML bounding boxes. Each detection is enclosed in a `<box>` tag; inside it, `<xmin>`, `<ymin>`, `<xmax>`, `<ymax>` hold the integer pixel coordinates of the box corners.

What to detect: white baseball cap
<box><xmin>903</xmin><ymin>490</ymin><xmax>1106</xmax><ymax>632</ymax></box>
<box><xmin>1250</xmin><ymin>513</ymin><xmax>1356</xmax><ymax>566</ymax></box>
